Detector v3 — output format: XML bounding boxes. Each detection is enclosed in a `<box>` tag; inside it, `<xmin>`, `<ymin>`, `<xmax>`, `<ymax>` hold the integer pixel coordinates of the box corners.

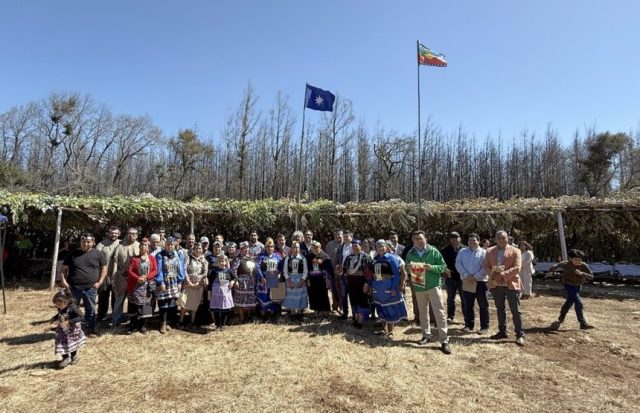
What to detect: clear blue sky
<box><xmin>1</xmin><ymin>0</ymin><xmax>639</xmax><ymax>143</ymax></box>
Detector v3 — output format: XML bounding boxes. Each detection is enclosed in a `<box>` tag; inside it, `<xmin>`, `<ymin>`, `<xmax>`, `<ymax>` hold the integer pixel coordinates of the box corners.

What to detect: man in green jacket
<box><xmin>405</xmin><ymin>231</ymin><xmax>451</xmax><ymax>354</ymax></box>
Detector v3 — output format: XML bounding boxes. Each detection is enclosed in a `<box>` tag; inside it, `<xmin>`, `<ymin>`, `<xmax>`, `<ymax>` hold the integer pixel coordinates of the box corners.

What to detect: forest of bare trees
<box><xmin>2</xmin><ymin>87</ymin><xmax>639</xmax><ymax>202</ymax></box>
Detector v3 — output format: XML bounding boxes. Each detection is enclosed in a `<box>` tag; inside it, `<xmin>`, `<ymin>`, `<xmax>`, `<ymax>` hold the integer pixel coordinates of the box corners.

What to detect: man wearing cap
<box><xmin>441</xmin><ymin>231</ymin><xmax>466</xmax><ymax>324</ymax></box>
<box><xmin>200</xmin><ymin>236</ymin><xmax>211</xmax><ymax>257</ymax></box>
<box><xmin>405</xmin><ymin>231</ymin><xmax>451</xmax><ymax>354</ymax></box>
<box><xmin>173</xmin><ymin>233</ymin><xmax>186</xmax><ymax>264</ymax></box>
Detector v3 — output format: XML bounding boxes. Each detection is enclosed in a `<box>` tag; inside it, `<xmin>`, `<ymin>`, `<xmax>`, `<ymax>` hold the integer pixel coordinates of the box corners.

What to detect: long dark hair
<box><xmin>52</xmin><ymin>289</ymin><xmax>73</xmax><ymax>306</ymax></box>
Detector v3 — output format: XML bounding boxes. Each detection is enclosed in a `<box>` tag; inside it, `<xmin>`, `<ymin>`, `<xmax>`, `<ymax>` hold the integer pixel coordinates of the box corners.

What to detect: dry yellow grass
<box><xmin>1</xmin><ymin>281</ymin><xmax>639</xmax><ymax>413</ymax></box>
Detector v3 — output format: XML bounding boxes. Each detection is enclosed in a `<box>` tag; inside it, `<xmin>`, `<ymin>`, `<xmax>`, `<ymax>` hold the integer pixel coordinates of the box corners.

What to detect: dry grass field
<box><xmin>1</xmin><ymin>280</ymin><xmax>639</xmax><ymax>413</ymax></box>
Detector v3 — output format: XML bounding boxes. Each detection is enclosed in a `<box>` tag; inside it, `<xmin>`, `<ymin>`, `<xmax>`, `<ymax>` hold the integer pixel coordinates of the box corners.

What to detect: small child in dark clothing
<box><xmin>50</xmin><ymin>289</ymin><xmax>86</xmax><ymax>369</ymax></box>
<box><xmin>549</xmin><ymin>249</ymin><xmax>595</xmax><ymax>330</ymax></box>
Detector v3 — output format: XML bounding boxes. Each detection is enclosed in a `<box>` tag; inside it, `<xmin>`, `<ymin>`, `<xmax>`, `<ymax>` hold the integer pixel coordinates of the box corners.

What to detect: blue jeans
<box><xmin>462</xmin><ymin>281</ymin><xmax>489</xmax><ymax>330</ymax></box>
<box><xmin>339</xmin><ymin>276</ymin><xmax>349</xmax><ymax>317</ymax></box>
<box><xmin>445</xmin><ymin>278</ymin><xmax>465</xmax><ymax>320</ymax></box>
<box><xmin>560</xmin><ymin>284</ymin><xmax>587</xmax><ymax>324</ymax></box>
<box><xmin>491</xmin><ymin>286</ymin><xmax>523</xmax><ymax>337</ymax></box>
<box><xmin>71</xmin><ymin>286</ymin><xmax>97</xmax><ymax>331</ymax></box>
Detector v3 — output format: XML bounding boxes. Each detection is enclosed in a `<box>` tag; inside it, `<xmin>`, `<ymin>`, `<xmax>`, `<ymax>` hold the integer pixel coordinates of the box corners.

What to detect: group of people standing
<box><xmin>52</xmin><ymin>226</ymin><xmax>596</xmax><ymax>368</ymax></box>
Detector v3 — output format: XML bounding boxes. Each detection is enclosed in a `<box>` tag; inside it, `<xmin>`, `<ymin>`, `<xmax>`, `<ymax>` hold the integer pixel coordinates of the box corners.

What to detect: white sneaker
<box><xmin>477</xmin><ymin>328</ymin><xmax>489</xmax><ymax>335</ymax></box>
<box><xmin>461</xmin><ymin>326</ymin><xmax>473</xmax><ymax>333</ymax></box>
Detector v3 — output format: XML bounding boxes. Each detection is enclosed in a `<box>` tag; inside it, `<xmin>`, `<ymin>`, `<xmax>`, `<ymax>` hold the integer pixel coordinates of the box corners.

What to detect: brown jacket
<box><xmin>484</xmin><ymin>245</ymin><xmax>522</xmax><ymax>290</ymax></box>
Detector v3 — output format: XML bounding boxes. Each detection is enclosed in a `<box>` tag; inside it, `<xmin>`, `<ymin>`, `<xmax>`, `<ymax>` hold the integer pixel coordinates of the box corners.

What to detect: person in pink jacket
<box><xmin>484</xmin><ymin>230</ymin><xmax>525</xmax><ymax>346</ymax></box>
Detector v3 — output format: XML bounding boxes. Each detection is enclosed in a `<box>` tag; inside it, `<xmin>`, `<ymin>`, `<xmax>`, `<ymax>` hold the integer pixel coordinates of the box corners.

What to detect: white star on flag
<box><xmin>314</xmin><ymin>96</ymin><xmax>324</xmax><ymax>106</ymax></box>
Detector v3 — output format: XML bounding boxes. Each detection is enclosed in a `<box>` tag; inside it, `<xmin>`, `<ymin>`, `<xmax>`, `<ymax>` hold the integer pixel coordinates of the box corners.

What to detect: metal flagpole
<box><xmin>416</xmin><ymin>40</ymin><xmax>423</xmax><ymax>230</ymax></box>
<box><xmin>296</xmin><ymin>86</ymin><xmax>308</xmax><ymax>231</ymax></box>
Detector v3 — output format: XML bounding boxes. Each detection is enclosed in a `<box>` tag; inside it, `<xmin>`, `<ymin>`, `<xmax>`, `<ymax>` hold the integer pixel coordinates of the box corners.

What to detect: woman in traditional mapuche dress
<box><xmin>306</xmin><ymin>241</ymin><xmax>333</xmax><ymax>316</ymax></box>
<box><xmin>343</xmin><ymin>240</ymin><xmax>373</xmax><ymax>328</ymax></box>
<box><xmin>232</xmin><ymin>242</ymin><xmax>257</xmax><ymax>323</ymax></box>
<box><xmin>126</xmin><ymin>238</ymin><xmax>157</xmax><ymax>334</ymax></box>
<box><xmin>179</xmin><ymin>243</ymin><xmax>209</xmax><ymax>329</ymax></box>
<box><xmin>282</xmin><ymin>241</ymin><xmax>308</xmax><ymax>321</ymax></box>
<box><xmin>155</xmin><ymin>237</ymin><xmax>186</xmax><ymax>334</ymax></box>
<box><xmin>371</xmin><ymin>240</ymin><xmax>407</xmax><ymax>339</ymax></box>
<box><xmin>256</xmin><ymin>238</ymin><xmax>283</xmax><ymax>321</ymax></box>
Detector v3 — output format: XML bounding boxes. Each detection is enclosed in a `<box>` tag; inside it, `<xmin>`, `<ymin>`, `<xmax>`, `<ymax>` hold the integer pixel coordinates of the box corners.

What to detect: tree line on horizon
<box><xmin>1</xmin><ymin>86</ymin><xmax>639</xmax><ymax>203</ymax></box>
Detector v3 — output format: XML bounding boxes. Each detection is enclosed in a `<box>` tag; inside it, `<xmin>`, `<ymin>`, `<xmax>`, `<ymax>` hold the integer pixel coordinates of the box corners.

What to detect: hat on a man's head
<box><xmin>449</xmin><ymin>231</ymin><xmax>461</xmax><ymax>238</ymax></box>
<box><xmin>351</xmin><ymin>239</ymin><xmax>362</xmax><ymax>245</ymax></box>
<box><xmin>200</xmin><ymin>236</ymin><xmax>210</xmax><ymax>244</ymax></box>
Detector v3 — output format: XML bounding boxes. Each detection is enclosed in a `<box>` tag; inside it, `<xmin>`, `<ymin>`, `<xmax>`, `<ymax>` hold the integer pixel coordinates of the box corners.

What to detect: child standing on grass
<box><xmin>50</xmin><ymin>289</ymin><xmax>86</xmax><ymax>369</ymax></box>
<box><xmin>550</xmin><ymin>249</ymin><xmax>595</xmax><ymax>330</ymax></box>
<box><xmin>210</xmin><ymin>254</ymin><xmax>236</xmax><ymax>330</ymax></box>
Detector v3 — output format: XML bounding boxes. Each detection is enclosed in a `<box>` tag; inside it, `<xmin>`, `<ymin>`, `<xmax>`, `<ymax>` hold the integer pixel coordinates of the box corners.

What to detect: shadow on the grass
<box><xmin>0</xmin><ymin>360</ymin><xmax>57</xmax><ymax>375</ymax></box>
<box><xmin>287</xmin><ymin>319</ymin><xmax>444</xmax><ymax>351</ymax></box>
<box><xmin>0</xmin><ymin>332</ymin><xmax>54</xmax><ymax>346</ymax></box>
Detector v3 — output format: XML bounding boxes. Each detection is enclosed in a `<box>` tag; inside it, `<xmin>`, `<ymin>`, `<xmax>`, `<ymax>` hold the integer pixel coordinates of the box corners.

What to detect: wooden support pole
<box><xmin>49</xmin><ymin>208</ymin><xmax>63</xmax><ymax>290</ymax></box>
<box><xmin>556</xmin><ymin>211</ymin><xmax>568</xmax><ymax>261</ymax></box>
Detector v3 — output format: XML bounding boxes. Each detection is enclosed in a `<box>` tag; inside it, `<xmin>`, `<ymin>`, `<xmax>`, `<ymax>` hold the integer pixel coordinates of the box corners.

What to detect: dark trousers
<box><xmin>491</xmin><ymin>286</ymin><xmax>523</xmax><ymax>337</ymax></box>
<box><xmin>339</xmin><ymin>276</ymin><xmax>349</xmax><ymax>317</ymax></box>
<box><xmin>71</xmin><ymin>286</ymin><xmax>97</xmax><ymax>331</ymax></box>
<box><xmin>129</xmin><ymin>314</ymin><xmax>146</xmax><ymax>330</ymax></box>
<box><xmin>445</xmin><ymin>277</ymin><xmax>465</xmax><ymax>320</ymax></box>
<box><xmin>462</xmin><ymin>281</ymin><xmax>489</xmax><ymax>330</ymax></box>
<box><xmin>212</xmin><ymin>309</ymin><xmax>233</xmax><ymax>327</ymax></box>
<box><xmin>560</xmin><ymin>284</ymin><xmax>587</xmax><ymax>324</ymax></box>
<box><xmin>97</xmin><ymin>282</ymin><xmax>115</xmax><ymax>319</ymax></box>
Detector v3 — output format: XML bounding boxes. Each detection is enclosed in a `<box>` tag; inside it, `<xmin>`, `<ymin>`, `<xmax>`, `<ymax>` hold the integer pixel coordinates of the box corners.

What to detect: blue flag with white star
<box><xmin>305</xmin><ymin>84</ymin><xmax>335</xmax><ymax>112</ymax></box>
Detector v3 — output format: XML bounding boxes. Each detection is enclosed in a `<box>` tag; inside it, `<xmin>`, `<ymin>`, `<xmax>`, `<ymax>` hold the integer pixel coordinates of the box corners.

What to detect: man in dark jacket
<box><xmin>440</xmin><ymin>232</ymin><xmax>466</xmax><ymax>323</ymax></box>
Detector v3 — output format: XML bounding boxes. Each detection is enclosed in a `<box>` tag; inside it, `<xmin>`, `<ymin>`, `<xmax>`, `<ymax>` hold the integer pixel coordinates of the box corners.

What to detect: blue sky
<box><xmin>1</xmin><ymin>0</ymin><xmax>639</xmax><ymax>143</ymax></box>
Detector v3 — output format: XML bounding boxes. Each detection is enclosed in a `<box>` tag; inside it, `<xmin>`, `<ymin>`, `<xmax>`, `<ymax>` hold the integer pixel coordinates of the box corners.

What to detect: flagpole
<box><xmin>296</xmin><ymin>86</ymin><xmax>308</xmax><ymax>231</ymax></box>
<box><xmin>416</xmin><ymin>40</ymin><xmax>423</xmax><ymax>230</ymax></box>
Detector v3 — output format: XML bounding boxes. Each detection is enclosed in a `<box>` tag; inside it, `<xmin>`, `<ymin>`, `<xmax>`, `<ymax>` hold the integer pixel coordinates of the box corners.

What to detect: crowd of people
<box><xmin>51</xmin><ymin>227</ymin><xmax>596</xmax><ymax>369</ymax></box>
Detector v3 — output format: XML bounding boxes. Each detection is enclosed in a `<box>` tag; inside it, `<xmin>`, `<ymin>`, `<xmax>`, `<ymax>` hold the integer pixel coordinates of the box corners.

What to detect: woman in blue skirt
<box><xmin>371</xmin><ymin>240</ymin><xmax>407</xmax><ymax>339</ymax></box>
<box><xmin>282</xmin><ymin>241</ymin><xmax>308</xmax><ymax>321</ymax></box>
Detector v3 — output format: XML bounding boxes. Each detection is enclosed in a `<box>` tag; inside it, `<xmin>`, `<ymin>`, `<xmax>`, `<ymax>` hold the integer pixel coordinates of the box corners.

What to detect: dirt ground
<box><xmin>1</xmin><ymin>280</ymin><xmax>639</xmax><ymax>413</ymax></box>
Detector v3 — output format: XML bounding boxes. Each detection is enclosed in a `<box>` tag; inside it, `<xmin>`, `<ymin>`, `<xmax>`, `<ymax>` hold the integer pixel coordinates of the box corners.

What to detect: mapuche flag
<box><xmin>418</xmin><ymin>43</ymin><xmax>447</xmax><ymax>67</ymax></box>
<box><xmin>305</xmin><ymin>84</ymin><xmax>335</xmax><ymax>112</ymax></box>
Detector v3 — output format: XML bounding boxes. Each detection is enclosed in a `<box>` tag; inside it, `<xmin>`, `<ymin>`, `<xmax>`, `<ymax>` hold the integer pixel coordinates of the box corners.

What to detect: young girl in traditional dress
<box><xmin>210</xmin><ymin>254</ymin><xmax>236</xmax><ymax>330</ymax></box>
<box><xmin>50</xmin><ymin>289</ymin><xmax>86</xmax><ymax>369</ymax></box>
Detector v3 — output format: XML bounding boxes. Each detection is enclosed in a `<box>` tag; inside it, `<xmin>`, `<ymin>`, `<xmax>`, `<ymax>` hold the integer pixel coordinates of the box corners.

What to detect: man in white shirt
<box><xmin>455</xmin><ymin>233</ymin><xmax>489</xmax><ymax>334</ymax></box>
